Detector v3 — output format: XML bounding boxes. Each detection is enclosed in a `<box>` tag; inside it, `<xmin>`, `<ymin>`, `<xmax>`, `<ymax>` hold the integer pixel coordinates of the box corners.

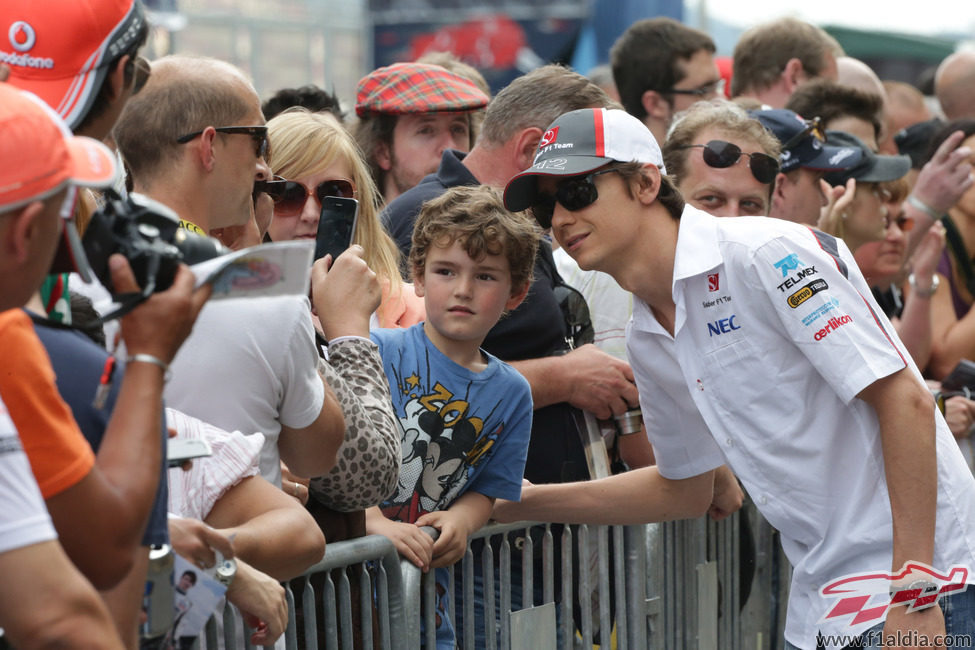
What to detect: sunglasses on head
<box><xmin>531</xmin><ymin>168</ymin><xmax>622</xmax><ymax>229</ymax></box>
<box><xmin>176</xmin><ymin>125</ymin><xmax>269</xmax><ymax>160</ymax></box>
<box><xmin>679</xmin><ymin>140</ymin><xmax>780</xmax><ymax>184</ymax></box>
<box><xmin>781</xmin><ymin>116</ymin><xmax>826</xmax><ymax>151</ymax></box>
<box><xmin>268</xmin><ymin>178</ymin><xmax>357</xmax><ymax>216</ymax></box>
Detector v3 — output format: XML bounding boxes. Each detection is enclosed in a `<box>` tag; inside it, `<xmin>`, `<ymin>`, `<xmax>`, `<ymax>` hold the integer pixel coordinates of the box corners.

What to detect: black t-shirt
<box><xmin>382</xmin><ymin>150</ymin><xmax>590</xmax><ymax>484</ymax></box>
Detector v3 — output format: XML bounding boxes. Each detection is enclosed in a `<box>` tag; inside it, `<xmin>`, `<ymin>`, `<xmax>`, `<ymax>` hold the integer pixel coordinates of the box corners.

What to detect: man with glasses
<box><xmin>609</xmin><ymin>17</ymin><xmax>721</xmax><ymax>146</ymax></box>
<box><xmin>498</xmin><ymin>106</ymin><xmax>975</xmax><ymax>649</ymax></box>
<box><xmin>753</xmin><ymin>108</ymin><xmax>863</xmax><ymax>227</ymax></box>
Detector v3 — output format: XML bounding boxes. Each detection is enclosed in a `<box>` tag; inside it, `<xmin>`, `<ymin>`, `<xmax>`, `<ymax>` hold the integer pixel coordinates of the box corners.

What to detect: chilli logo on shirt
<box><xmin>813</xmin><ymin>314</ymin><xmax>851</xmax><ymax>340</ymax></box>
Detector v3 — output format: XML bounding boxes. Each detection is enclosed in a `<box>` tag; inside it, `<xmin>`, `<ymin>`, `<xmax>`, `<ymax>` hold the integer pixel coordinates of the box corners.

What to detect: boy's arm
<box><xmin>493</xmin><ymin>466</ymin><xmax>715</xmax><ymax>525</ymax></box>
<box><xmin>416</xmin><ymin>492</ymin><xmax>494</xmax><ymax>569</ymax></box>
<box><xmin>365</xmin><ymin>506</ymin><xmax>434</xmax><ymax>571</ymax></box>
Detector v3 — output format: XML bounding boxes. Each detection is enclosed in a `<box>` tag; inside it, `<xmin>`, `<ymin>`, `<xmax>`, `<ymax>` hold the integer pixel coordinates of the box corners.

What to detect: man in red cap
<box><xmin>353</xmin><ymin>62</ymin><xmax>490</xmax><ymax>202</ymax></box>
<box><xmin>0</xmin><ymin>84</ymin><xmax>206</xmax><ymax>649</ymax></box>
<box><xmin>1</xmin><ymin>0</ymin><xmax>149</xmax><ymax>140</ymax></box>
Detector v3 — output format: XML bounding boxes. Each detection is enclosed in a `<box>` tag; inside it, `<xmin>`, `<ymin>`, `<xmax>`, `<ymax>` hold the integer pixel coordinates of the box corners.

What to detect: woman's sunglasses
<box><xmin>531</xmin><ymin>168</ymin><xmax>622</xmax><ymax>229</ymax></box>
<box><xmin>268</xmin><ymin>178</ymin><xmax>356</xmax><ymax>216</ymax></box>
<box><xmin>679</xmin><ymin>140</ymin><xmax>779</xmax><ymax>185</ymax></box>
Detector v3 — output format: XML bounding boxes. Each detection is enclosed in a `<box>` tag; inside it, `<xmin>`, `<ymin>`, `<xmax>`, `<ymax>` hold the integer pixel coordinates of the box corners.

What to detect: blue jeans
<box><xmin>784</xmin><ymin>587</ymin><xmax>975</xmax><ymax>649</ymax></box>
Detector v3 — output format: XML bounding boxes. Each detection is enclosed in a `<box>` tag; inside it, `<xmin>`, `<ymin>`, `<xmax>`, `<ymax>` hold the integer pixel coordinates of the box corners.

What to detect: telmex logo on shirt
<box><xmin>778</xmin><ymin>266</ymin><xmax>817</xmax><ymax>292</ymax></box>
<box><xmin>707</xmin><ymin>315</ymin><xmax>740</xmax><ymax>337</ymax></box>
<box><xmin>773</xmin><ymin>253</ymin><xmax>804</xmax><ymax>277</ymax></box>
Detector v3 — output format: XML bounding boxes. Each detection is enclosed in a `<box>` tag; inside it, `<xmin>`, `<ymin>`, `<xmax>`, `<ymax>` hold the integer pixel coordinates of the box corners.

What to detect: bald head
<box><xmin>836</xmin><ymin>57</ymin><xmax>885</xmax><ymax>98</ymax></box>
<box><xmin>114</xmin><ymin>55</ymin><xmax>260</xmax><ymax>184</ymax></box>
<box><xmin>936</xmin><ymin>51</ymin><xmax>975</xmax><ymax>121</ymax></box>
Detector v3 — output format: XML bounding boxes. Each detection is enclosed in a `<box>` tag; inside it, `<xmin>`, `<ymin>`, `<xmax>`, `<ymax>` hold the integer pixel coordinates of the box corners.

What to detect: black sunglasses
<box><xmin>269</xmin><ymin>178</ymin><xmax>357</xmax><ymax>216</ymax></box>
<box><xmin>664</xmin><ymin>78</ymin><xmax>725</xmax><ymax>98</ymax></box>
<box><xmin>531</xmin><ymin>168</ymin><xmax>622</xmax><ymax>229</ymax></box>
<box><xmin>781</xmin><ymin>116</ymin><xmax>826</xmax><ymax>151</ymax></box>
<box><xmin>679</xmin><ymin>140</ymin><xmax>780</xmax><ymax>184</ymax></box>
<box><xmin>176</xmin><ymin>125</ymin><xmax>269</xmax><ymax>159</ymax></box>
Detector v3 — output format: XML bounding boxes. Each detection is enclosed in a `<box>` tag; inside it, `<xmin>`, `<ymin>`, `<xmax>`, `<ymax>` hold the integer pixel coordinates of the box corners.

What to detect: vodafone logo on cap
<box><xmin>9</xmin><ymin>21</ymin><xmax>35</xmax><ymax>52</ymax></box>
<box><xmin>540</xmin><ymin>127</ymin><xmax>559</xmax><ymax>147</ymax></box>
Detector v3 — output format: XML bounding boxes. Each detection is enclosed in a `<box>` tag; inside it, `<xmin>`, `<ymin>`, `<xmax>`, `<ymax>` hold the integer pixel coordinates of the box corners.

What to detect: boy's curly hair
<box><xmin>410</xmin><ymin>185</ymin><xmax>540</xmax><ymax>293</ymax></box>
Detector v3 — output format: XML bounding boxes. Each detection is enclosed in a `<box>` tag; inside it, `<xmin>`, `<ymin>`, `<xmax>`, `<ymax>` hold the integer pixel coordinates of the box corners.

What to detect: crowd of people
<box><xmin>2</xmin><ymin>1</ymin><xmax>975</xmax><ymax>648</ymax></box>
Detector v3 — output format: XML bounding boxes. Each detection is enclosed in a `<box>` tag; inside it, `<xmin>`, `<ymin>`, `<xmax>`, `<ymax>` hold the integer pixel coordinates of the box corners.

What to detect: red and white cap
<box><xmin>504</xmin><ymin>108</ymin><xmax>665</xmax><ymax>212</ymax></box>
<box><xmin>1</xmin><ymin>0</ymin><xmax>146</xmax><ymax>129</ymax></box>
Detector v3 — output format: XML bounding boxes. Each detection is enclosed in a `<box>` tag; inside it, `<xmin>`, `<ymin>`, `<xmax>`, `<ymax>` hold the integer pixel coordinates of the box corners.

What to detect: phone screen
<box><xmin>314</xmin><ymin>197</ymin><xmax>359</xmax><ymax>262</ymax></box>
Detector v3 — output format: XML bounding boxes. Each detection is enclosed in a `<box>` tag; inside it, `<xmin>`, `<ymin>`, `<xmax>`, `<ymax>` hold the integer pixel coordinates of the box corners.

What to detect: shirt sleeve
<box><xmin>744</xmin><ymin>229</ymin><xmax>907</xmax><ymax>403</ymax></box>
<box><xmin>276</xmin><ymin>297</ymin><xmax>326</xmax><ymax>430</ymax></box>
<box><xmin>466</xmin><ymin>368</ymin><xmax>534</xmax><ymax>502</ymax></box>
<box><xmin>0</xmin><ymin>398</ymin><xmax>57</xmax><ymax>554</ymax></box>
<box><xmin>0</xmin><ymin>310</ymin><xmax>95</xmax><ymax>499</ymax></box>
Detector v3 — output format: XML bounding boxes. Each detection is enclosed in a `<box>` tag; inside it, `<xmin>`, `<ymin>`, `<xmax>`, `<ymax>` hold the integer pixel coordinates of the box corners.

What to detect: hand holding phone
<box><xmin>314</xmin><ymin>197</ymin><xmax>359</xmax><ymax>263</ymax></box>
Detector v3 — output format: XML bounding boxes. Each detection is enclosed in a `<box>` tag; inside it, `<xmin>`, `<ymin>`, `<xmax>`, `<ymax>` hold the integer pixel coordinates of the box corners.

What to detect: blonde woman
<box><xmin>267</xmin><ymin>108</ymin><xmax>424</xmax><ymax>328</ymax></box>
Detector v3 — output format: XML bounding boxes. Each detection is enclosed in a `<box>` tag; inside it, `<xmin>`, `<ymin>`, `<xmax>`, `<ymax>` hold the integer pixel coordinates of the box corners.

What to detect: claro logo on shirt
<box><xmin>707</xmin><ymin>315</ymin><xmax>740</xmax><ymax>337</ymax></box>
<box><xmin>814</xmin><ymin>315</ymin><xmax>851</xmax><ymax>340</ymax></box>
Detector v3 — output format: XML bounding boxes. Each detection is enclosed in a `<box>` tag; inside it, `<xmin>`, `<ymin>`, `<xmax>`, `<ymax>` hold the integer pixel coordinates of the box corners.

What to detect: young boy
<box><xmin>367</xmin><ymin>184</ymin><xmax>538</xmax><ymax>646</ymax></box>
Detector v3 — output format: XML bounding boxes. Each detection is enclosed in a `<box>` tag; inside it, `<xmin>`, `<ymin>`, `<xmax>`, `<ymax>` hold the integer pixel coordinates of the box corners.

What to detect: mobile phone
<box><xmin>314</xmin><ymin>197</ymin><xmax>359</xmax><ymax>262</ymax></box>
<box><xmin>167</xmin><ymin>437</ymin><xmax>213</xmax><ymax>467</ymax></box>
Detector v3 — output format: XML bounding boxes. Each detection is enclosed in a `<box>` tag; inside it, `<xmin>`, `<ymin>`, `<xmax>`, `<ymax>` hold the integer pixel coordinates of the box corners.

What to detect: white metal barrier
<box><xmin>204</xmin><ymin>500</ymin><xmax>788</xmax><ymax>649</ymax></box>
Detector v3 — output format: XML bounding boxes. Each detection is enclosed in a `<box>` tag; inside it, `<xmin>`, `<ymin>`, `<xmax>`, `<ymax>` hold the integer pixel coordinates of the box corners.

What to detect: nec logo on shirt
<box><xmin>708</xmin><ymin>273</ymin><xmax>720</xmax><ymax>292</ymax></box>
<box><xmin>773</xmin><ymin>253</ymin><xmax>804</xmax><ymax>277</ymax></box>
<box><xmin>707</xmin><ymin>315</ymin><xmax>740</xmax><ymax>337</ymax></box>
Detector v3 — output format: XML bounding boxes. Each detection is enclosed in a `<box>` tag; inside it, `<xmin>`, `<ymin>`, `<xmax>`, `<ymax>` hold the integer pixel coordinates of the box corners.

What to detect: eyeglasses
<box><xmin>664</xmin><ymin>78</ymin><xmax>726</xmax><ymax>98</ymax></box>
<box><xmin>531</xmin><ymin>168</ymin><xmax>622</xmax><ymax>229</ymax></box>
<box><xmin>781</xmin><ymin>116</ymin><xmax>826</xmax><ymax>151</ymax></box>
<box><xmin>176</xmin><ymin>125</ymin><xmax>269</xmax><ymax>159</ymax></box>
<box><xmin>269</xmin><ymin>177</ymin><xmax>357</xmax><ymax>216</ymax></box>
<box><xmin>131</xmin><ymin>56</ymin><xmax>151</xmax><ymax>95</ymax></box>
<box><xmin>886</xmin><ymin>213</ymin><xmax>914</xmax><ymax>232</ymax></box>
<box><xmin>678</xmin><ymin>140</ymin><xmax>780</xmax><ymax>184</ymax></box>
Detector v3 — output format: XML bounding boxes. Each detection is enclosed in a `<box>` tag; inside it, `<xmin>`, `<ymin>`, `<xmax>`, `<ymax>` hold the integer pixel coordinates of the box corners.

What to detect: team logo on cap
<box><xmin>8</xmin><ymin>21</ymin><xmax>35</xmax><ymax>52</ymax></box>
<box><xmin>540</xmin><ymin>127</ymin><xmax>560</xmax><ymax>147</ymax></box>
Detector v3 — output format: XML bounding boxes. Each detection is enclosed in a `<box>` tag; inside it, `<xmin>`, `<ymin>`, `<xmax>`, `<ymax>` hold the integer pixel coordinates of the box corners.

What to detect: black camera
<box><xmin>83</xmin><ymin>191</ymin><xmax>226</xmax><ymax>307</ymax></box>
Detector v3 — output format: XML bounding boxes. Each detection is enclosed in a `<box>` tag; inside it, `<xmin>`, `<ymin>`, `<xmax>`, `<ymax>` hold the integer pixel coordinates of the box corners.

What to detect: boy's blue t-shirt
<box><xmin>371</xmin><ymin>323</ymin><xmax>533</xmax><ymax>523</ymax></box>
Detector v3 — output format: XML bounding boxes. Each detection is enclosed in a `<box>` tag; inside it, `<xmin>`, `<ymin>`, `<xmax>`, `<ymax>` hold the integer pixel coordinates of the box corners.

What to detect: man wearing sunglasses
<box><xmin>753</xmin><ymin>108</ymin><xmax>863</xmax><ymax>228</ymax></box>
<box><xmin>114</xmin><ymin>54</ymin><xmax>345</xmax><ymax>509</ymax></box>
<box><xmin>610</xmin><ymin>17</ymin><xmax>721</xmax><ymax>147</ymax></box>
<box><xmin>499</xmin><ymin>107</ymin><xmax>975</xmax><ymax>649</ymax></box>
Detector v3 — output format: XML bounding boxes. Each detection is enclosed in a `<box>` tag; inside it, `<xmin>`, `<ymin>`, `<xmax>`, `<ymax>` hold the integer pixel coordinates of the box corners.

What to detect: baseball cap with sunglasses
<box><xmin>267</xmin><ymin>178</ymin><xmax>357</xmax><ymax>216</ymax></box>
<box><xmin>176</xmin><ymin>125</ymin><xmax>269</xmax><ymax>159</ymax></box>
<box><xmin>678</xmin><ymin>140</ymin><xmax>779</xmax><ymax>184</ymax></box>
